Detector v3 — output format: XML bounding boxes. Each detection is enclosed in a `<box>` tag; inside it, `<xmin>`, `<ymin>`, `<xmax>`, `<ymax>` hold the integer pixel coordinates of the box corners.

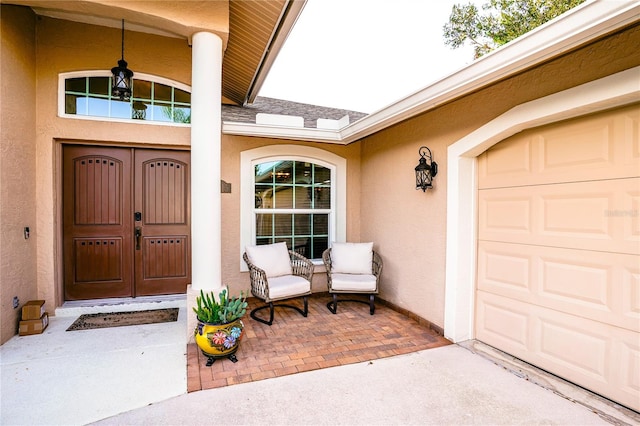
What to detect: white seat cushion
<box><xmin>331</xmin><ymin>273</ymin><xmax>377</xmax><ymax>291</ymax></box>
<box><xmin>267</xmin><ymin>275</ymin><xmax>311</xmax><ymax>299</ymax></box>
<box><xmin>245</xmin><ymin>242</ymin><xmax>292</xmax><ymax>278</ymax></box>
<box><xmin>331</xmin><ymin>242</ymin><xmax>373</xmax><ymax>274</ymax></box>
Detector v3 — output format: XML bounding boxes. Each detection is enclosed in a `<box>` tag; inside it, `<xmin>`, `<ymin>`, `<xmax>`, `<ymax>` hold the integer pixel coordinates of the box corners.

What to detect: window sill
<box><xmin>311</xmin><ymin>260</ymin><xmax>326</xmax><ymax>274</ymax></box>
<box><xmin>240</xmin><ymin>258</ymin><xmax>326</xmax><ymax>273</ymax></box>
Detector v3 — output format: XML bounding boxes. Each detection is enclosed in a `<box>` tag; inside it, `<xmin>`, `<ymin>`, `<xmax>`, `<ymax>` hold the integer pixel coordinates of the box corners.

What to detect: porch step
<box><xmin>55</xmin><ymin>294</ymin><xmax>187</xmax><ymax>317</ymax></box>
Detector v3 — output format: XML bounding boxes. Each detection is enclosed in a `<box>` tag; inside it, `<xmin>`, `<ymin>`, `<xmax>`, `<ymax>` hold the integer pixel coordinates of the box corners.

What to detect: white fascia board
<box><xmin>226</xmin><ymin>0</ymin><xmax>639</xmax><ymax>145</ymax></box>
<box><xmin>222</xmin><ymin>122</ymin><xmax>345</xmax><ymax>144</ymax></box>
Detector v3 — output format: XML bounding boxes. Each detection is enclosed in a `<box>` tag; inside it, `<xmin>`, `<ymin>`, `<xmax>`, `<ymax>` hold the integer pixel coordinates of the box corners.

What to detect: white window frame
<box><xmin>58</xmin><ymin>71</ymin><xmax>191</xmax><ymax>127</ymax></box>
<box><xmin>240</xmin><ymin>145</ymin><xmax>346</xmax><ymax>271</ymax></box>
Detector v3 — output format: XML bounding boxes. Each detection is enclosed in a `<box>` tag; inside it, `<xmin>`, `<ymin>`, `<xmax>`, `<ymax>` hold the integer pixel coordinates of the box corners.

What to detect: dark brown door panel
<box><xmin>134</xmin><ymin>150</ymin><xmax>191</xmax><ymax>296</ymax></box>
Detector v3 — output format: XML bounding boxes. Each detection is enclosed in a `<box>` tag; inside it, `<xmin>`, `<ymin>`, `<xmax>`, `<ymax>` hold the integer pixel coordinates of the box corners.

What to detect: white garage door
<box><xmin>475</xmin><ymin>103</ymin><xmax>640</xmax><ymax>411</ymax></box>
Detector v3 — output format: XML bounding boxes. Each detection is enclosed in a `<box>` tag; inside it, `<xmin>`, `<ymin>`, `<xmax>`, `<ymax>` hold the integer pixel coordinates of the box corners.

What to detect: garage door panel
<box><xmin>624</xmin><ymin>268</ymin><xmax>640</xmax><ymax>322</ymax></box>
<box><xmin>623</xmin><ymin>107</ymin><xmax>640</xmax><ymax>162</ymax></box>
<box><xmin>477</xmin><ymin>292</ymin><xmax>639</xmax><ymax>410</ymax></box>
<box><xmin>478</xmin><ymin>134</ymin><xmax>534</xmax><ymax>180</ymax></box>
<box><xmin>479</xmin><ymin>241</ymin><xmax>638</xmax><ymax>331</ymax></box>
<box><xmin>536</xmin><ymin>314</ymin><xmax>639</xmax><ymax>410</ymax></box>
<box><xmin>629</xmin><ymin>189</ymin><xmax>640</xmax><ymax>239</ymax></box>
<box><xmin>478</xmin><ymin>246</ymin><xmax>531</xmax><ymax>293</ymax></box>
<box><xmin>479</xmin><ymin>178</ymin><xmax>640</xmax><ymax>255</ymax></box>
<box><xmin>539</xmin><ymin>119</ymin><xmax>613</xmax><ymax>173</ymax></box>
<box><xmin>482</xmin><ymin>197</ymin><xmax>531</xmax><ymax>235</ymax></box>
<box><xmin>619</xmin><ymin>339</ymin><xmax>640</xmax><ymax>398</ymax></box>
<box><xmin>541</xmin><ymin>191</ymin><xmax>612</xmax><ymax>237</ymax></box>
<box><xmin>538</xmin><ymin>317</ymin><xmax>609</xmax><ymax>381</ymax></box>
<box><xmin>478</xmin><ymin>104</ymin><xmax>640</xmax><ymax>189</ymax></box>
<box><xmin>476</xmin><ymin>293</ymin><xmax>530</xmax><ymax>350</ymax></box>
<box><xmin>541</xmin><ymin>259</ymin><xmax>609</xmax><ymax>311</ymax></box>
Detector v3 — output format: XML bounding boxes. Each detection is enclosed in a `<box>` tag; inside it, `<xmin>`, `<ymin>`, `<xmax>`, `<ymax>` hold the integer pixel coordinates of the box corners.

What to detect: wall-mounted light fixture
<box><xmin>111</xmin><ymin>19</ymin><xmax>134</xmax><ymax>101</ymax></box>
<box><xmin>415</xmin><ymin>146</ymin><xmax>438</xmax><ymax>192</ymax></box>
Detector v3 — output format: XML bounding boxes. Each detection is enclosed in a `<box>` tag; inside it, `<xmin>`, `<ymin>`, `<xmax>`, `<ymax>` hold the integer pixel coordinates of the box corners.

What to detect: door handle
<box><xmin>135</xmin><ymin>227</ymin><xmax>142</xmax><ymax>250</ymax></box>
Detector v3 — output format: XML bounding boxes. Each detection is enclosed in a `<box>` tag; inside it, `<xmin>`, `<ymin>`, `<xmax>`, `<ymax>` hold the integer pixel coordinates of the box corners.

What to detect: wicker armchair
<box><xmin>322</xmin><ymin>243</ymin><xmax>383</xmax><ymax>315</ymax></box>
<box><xmin>243</xmin><ymin>242</ymin><xmax>314</xmax><ymax>325</ymax></box>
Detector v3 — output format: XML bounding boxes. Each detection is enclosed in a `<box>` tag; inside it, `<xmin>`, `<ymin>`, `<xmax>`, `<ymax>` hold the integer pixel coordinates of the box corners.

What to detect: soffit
<box><xmin>1</xmin><ymin>0</ymin><xmax>230</xmax><ymax>39</ymax></box>
<box><xmin>223</xmin><ymin>0</ymin><xmax>289</xmax><ymax>105</ymax></box>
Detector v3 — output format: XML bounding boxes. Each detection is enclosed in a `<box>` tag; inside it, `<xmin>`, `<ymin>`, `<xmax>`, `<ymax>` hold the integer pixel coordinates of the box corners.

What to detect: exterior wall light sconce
<box><xmin>415</xmin><ymin>146</ymin><xmax>438</xmax><ymax>192</ymax></box>
<box><xmin>111</xmin><ymin>19</ymin><xmax>134</xmax><ymax>101</ymax></box>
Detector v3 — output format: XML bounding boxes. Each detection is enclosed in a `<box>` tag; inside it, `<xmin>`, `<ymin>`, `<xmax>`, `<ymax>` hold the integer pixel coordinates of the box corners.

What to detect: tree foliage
<box><xmin>443</xmin><ymin>0</ymin><xmax>587</xmax><ymax>59</ymax></box>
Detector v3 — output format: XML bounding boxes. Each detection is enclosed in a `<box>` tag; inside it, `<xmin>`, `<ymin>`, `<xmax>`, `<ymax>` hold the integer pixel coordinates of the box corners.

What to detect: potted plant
<box><xmin>193</xmin><ymin>288</ymin><xmax>248</xmax><ymax>366</ymax></box>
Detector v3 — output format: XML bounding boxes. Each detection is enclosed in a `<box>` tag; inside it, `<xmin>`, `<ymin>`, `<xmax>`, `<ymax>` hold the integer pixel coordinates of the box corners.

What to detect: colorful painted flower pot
<box><xmin>194</xmin><ymin>318</ymin><xmax>244</xmax><ymax>366</ymax></box>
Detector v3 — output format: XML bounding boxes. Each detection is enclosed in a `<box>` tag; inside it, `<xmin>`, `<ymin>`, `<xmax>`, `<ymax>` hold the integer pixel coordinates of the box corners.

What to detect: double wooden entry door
<box><xmin>63</xmin><ymin>145</ymin><xmax>191</xmax><ymax>300</ymax></box>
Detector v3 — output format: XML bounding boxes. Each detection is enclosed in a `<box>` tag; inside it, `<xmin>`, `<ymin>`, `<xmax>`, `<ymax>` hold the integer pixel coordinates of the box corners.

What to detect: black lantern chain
<box><xmin>111</xmin><ymin>19</ymin><xmax>134</xmax><ymax>101</ymax></box>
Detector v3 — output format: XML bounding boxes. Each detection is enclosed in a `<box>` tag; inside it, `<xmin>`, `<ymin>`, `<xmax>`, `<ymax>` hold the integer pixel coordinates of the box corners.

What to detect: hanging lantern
<box><xmin>111</xmin><ymin>19</ymin><xmax>134</xmax><ymax>101</ymax></box>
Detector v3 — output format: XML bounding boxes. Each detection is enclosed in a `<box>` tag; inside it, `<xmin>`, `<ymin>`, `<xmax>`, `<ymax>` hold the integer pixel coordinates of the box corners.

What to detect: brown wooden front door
<box><xmin>63</xmin><ymin>145</ymin><xmax>191</xmax><ymax>300</ymax></box>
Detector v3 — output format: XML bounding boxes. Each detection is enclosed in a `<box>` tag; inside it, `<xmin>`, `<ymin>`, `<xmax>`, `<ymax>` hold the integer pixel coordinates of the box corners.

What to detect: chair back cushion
<box><xmin>245</xmin><ymin>242</ymin><xmax>293</xmax><ymax>278</ymax></box>
<box><xmin>331</xmin><ymin>242</ymin><xmax>373</xmax><ymax>274</ymax></box>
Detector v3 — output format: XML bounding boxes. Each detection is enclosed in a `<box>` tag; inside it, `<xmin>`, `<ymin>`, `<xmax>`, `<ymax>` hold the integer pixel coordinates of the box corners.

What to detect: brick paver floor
<box><xmin>187</xmin><ymin>293</ymin><xmax>451</xmax><ymax>392</ymax></box>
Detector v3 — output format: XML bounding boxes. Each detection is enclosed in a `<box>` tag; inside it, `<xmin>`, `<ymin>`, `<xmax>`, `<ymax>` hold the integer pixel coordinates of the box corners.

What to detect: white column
<box><xmin>190</xmin><ymin>32</ymin><xmax>222</xmax><ymax>292</ymax></box>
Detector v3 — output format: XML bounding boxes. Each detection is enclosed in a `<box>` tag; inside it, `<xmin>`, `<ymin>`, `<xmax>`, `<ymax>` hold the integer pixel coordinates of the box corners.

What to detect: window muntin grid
<box><xmin>64</xmin><ymin>76</ymin><xmax>190</xmax><ymax>124</ymax></box>
<box><xmin>254</xmin><ymin>160</ymin><xmax>331</xmax><ymax>259</ymax></box>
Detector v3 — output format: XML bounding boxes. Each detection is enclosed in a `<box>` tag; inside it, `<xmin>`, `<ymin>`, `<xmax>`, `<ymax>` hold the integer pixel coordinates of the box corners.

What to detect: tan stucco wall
<box><xmin>0</xmin><ymin>5</ymin><xmax>38</xmax><ymax>344</ymax></box>
<box><xmin>219</xmin><ymin>135</ymin><xmax>362</xmax><ymax>296</ymax></box>
<box><xmin>358</xmin><ymin>23</ymin><xmax>640</xmax><ymax>329</ymax></box>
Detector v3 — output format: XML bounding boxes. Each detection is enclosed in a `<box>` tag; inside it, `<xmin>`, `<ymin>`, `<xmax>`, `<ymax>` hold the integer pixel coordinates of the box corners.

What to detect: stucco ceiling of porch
<box><xmin>0</xmin><ymin>0</ymin><xmax>304</xmax><ymax>106</ymax></box>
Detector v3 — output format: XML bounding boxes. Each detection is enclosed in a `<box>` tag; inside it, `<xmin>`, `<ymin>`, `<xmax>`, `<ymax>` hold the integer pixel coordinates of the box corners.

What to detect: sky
<box><xmin>259</xmin><ymin>0</ymin><xmax>480</xmax><ymax>114</ymax></box>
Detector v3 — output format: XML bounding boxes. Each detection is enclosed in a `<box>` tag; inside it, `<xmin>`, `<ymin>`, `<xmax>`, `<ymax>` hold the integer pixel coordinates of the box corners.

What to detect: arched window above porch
<box><xmin>59</xmin><ymin>71</ymin><xmax>191</xmax><ymax>126</ymax></box>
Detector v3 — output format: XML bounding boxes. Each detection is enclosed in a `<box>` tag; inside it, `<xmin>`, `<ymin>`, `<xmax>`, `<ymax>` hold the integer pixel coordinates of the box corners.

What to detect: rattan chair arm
<box><xmin>322</xmin><ymin>248</ymin><xmax>333</xmax><ymax>290</ymax></box>
<box><xmin>289</xmin><ymin>250</ymin><xmax>314</xmax><ymax>281</ymax></box>
<box><xmin>242</xmin><ymin>252</ymin><xmax>269</xmax><ymax>300</ymax></box>
<box><xmin>372</xmin><ymin>251</ymin><xmax>383</xmax><ymax>277</ymax></box>
<box><xmin>372</xmin><ymin>250</ymin><xmax>383</xmax><ymax>292</ymax></box>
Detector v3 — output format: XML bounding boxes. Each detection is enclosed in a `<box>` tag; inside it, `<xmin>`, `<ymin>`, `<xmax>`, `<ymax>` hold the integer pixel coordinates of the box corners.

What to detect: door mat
<box><xmin>66</xmin><ymin>308</ymin><xmax>179</xmax><ymax>331</ymax></box>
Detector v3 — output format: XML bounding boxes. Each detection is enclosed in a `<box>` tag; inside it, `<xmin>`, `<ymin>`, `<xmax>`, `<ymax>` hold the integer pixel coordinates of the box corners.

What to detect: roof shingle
<box><xmin>222</xmin><ymin>96</ymin><xmax>368</xmax><ymax>128</ymax></box>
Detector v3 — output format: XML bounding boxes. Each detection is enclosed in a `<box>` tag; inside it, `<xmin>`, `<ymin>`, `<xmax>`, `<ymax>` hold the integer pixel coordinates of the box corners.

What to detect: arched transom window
<box><xmin>60</xmin><ymin>72</ymin><xmax>190</xmax><ymax>124</ymax></box>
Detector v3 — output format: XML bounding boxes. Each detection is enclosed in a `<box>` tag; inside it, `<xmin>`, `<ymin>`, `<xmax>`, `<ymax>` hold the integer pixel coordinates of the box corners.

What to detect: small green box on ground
<box><xmin>19</xmin><ymin>312</ymin><xmax>49</xmax><ymax>336</ymax></box>
<box><xmin>21</xmin><ymin>300</ymin><xmax>45</xmax><ymax>320</ymax></box>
